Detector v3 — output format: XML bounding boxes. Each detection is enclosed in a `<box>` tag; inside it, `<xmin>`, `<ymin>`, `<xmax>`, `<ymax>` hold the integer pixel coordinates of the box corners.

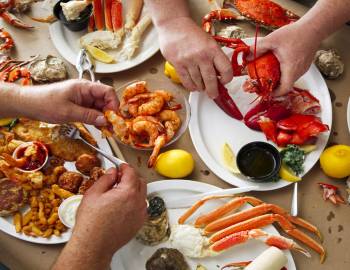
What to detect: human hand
<box><xmin>156</xmin><ymin>17</ymin><xmax>233</xmax><ymax>98</ymax></box>
<box><xmin>21</xmin><ymin>79</ymin><xmax>119</xmax><ymax>126</ymax></box>
<box><xmin>74</xmin><ymin>165</ymin><xmax>147</xmax><ymax>255</ymax></box>
<box><xmin>252</xmin><ymin>22</ymin><xmax>322</xmax><ymax>96</ymax></box>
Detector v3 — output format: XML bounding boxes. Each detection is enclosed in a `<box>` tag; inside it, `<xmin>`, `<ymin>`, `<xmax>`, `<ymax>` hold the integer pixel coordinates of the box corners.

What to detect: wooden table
<box><xmin>1</xmin><ymin>1</ymin><xmax>350</xmax><ymax>269</ymax></box>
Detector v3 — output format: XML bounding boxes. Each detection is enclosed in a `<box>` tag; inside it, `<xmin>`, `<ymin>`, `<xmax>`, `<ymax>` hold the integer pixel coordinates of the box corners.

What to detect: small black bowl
<box><xmin>236</xmin><ymin>141</ymin><xmax>281</xmax><ymax>182</ymax></box>
<box><xmin>53</xmin><ymin>0</ymin><xmax>92</xmax><ymax>32</ymax></box>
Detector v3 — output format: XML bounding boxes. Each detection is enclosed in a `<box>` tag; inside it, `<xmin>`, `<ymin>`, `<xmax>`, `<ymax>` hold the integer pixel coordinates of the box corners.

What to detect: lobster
<box><xmin>202</xmin><ymin>3</ymin><xmax>329</xmax><ymax>147</ymax></box>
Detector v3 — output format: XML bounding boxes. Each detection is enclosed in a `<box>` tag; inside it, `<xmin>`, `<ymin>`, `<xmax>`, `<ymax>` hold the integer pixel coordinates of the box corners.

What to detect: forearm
<box><xmin>0</xmin><ymin>83</ymin><xmax>24</xmax><ymax>118</ymax></box>
<box><xmin>144</xmin><ymin>0</ymin><xmax>191</xmax><ymax>27</ymax></box>
<box><xmin>297</xmin><ymin>0</ymin><xmax>350</xmax><ymax>41</ymax></box>
<box><xmin>52</xmin><ymin>233</ymin><xmax>114</xmax><ymax>270</ymax></box>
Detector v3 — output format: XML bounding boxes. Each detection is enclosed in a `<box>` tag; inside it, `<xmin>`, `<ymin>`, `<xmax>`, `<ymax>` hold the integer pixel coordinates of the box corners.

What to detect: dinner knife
<box><xmin>165</xmin><ymin>186</ymin><xmax>259</xmax><ymax>209</ymax></box>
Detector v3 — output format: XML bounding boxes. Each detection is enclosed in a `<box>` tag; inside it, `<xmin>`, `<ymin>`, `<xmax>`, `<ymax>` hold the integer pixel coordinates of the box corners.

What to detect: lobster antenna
<box><xmin>253</xmin><ymin>24</ymin><xmax>263</xmax><ymax>95</ymax></box>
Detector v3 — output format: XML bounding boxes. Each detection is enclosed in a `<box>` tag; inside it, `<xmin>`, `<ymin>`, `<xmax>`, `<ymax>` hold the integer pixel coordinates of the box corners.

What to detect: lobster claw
<box><xmin>214</xmin><ymin>80</ymin><xmax>243</xmax><ymax>120</ymax></box>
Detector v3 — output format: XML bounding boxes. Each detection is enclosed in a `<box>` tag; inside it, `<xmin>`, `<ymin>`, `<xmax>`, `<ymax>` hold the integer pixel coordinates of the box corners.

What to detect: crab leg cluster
<box><xmin>178</xmin><ymin>195</ymin><xmax>326</xmax><ymax>263</ymax></box>
<box><xmin>89</xmin><ymin>0</ymin><xmax>122</xmax><ymax>32</ymax></box>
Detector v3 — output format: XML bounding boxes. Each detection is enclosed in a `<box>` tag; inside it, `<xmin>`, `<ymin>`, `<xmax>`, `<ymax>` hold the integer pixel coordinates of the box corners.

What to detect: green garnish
<box><xmin>280</xmin><ymin>145</ymin><xmax>305</xmax><ymax>175</ymax></box>
<box><xmin>7</xmin><ymin>118</ymin><xmax>18</xmax><ymax>130</ymax></box>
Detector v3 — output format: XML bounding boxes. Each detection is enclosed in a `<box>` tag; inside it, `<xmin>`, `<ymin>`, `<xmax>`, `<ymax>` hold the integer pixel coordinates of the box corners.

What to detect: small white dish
<box><xmin>58</xmin><ymin>195</ymin><xmax>83</xmax><ymax>228</ymax></box>
<box><xmin>12</xmin><ymin>141</ymin><xmax>49</xmax><ymax>173</ymax></box>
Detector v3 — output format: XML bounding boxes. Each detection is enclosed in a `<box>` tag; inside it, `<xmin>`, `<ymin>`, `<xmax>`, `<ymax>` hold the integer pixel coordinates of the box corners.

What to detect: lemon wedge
<box><xmin>0</xmin><ymin>118</ymin><xmax>15</xmax><ymax>126</ymax></box>
<box><xmin>279</xmin><ymin>162</ymin><xmax>302</xmax><ymax>182</ymax></box>
<box><xmin>85</xmin><ymin>45</ymin><xmax>114</xmax><ymax>63</ymax></box>
<box><xmin>164</xmin><ymin>61</ymin><xmax>181</xmax><ymax>84</ymax></box>
<box><xmin>222</xmin><ymin>142</ymin><xmax>240</xmax><ymax>174</ymax></box>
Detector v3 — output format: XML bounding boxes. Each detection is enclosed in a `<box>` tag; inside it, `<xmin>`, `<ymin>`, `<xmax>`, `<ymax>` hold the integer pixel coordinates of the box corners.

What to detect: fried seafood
<box><xmin>75</xmin><ymin>154</ymin><xmax>101</xmax><ymax>175</ymax></box>
<box><xmin>136</xmin><ymin>196</ymin><xmax>170</xmax><ymax>245</ymax></box>
<box><xmin>79</xmin><ymin>167</ymin><xmax>105</xmax><ymax>194</ymax></box>
<box><xmin>58</xmin><ymin>172</ymin><xmax>84</xmax><ymax>194</ymax></box>
<box><xmin>104</xmin><ymin>81</ymin><xmax>182</xmax><ymax>167</ymax></box>
<box><xmin>49</xmin><ymin>137</ymin><xmax>95</xmax><ymax>161</ymax></box>
<box><xmin>146</xmin><ymin>248</ymin><xmax>190</xmax><ymax>270</ymax></box>
<box><xmin>72</xmin><ymin>122</ymin><xmax>97</xmax><ymax>146</ymax></box>
<box><xmin>12</xmin><ymin>119</ymin><xmax>60</xmax><ymax>144</ymax></box>
<box><xmin>0</xmin><ymin>178</ymin><xmax>27</xmax><ymax>216</ymax></box>
<box><xmin>89</xmin><ymin>166</ymin><xmax>105</xmax><ymax>181</ymax></box>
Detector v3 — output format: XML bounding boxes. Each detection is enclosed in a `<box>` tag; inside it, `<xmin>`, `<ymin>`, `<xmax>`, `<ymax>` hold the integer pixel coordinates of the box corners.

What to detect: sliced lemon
<box><xmin>85</xmin><ymin>45</ymin><xmax>114</xmax><ymax>64</ymax></box>
<box><xmin>279</xmin><ymin>162</ymin><xmax>302</xmax><ymax>182</ymax></box>
<box><xmin>164</xmin><ymin>61</ymin><xmax>181</xmax><ymax>84</ymax></box>
<box><xmin>0</xmin><ymin>118</ymin><xmax>15</xmax><ymax>126</ymax></box>
<box><xmin>222</xmin><ymin>142</ymin><xmax>240</xmax><ymax>174</ymax></box>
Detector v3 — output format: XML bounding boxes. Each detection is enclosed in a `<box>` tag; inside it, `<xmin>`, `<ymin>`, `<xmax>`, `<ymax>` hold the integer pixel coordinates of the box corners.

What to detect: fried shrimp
<box><xmin>132</xmin><ymin>120</ymin><xmax>160</xmax><ymax>148</ymax></box>
<box><xmin>148</xmin><ymin>135</ymin><xmax>167</xmax><ymax>168</ymax></box>
<box><xmin>104</xmin><ymin>110</ymin><xmax>131</xmax><ymax>143</ymax></box>
<box><xmin>159</xmin><ymin>110</ymin><xmax>181</xmax><ymax>141</ymax></box>
<box><xmin>121</xmin><ymin>80</ymin><xmax>147</xmax><ymax>105</ymax></box>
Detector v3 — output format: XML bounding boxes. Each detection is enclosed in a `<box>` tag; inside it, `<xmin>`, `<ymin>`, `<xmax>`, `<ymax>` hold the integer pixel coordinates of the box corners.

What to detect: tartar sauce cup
<box><xmin>58</xmin><ymin>195</ymin><xmax>83</xmax><ymax>228</ymax></box>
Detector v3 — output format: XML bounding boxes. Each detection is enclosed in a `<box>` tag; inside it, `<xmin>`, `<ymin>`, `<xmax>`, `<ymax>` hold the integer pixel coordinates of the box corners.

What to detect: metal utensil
<box><xmin>61</xmin><ymin>124</ymin><xmax>126</xmax><ymax>167</ymax></box>
<box><xmin>165</xmin><ymin>185</ymin><xmax>259</xmax><ymax>209</ymax></box>
<box><xmin>290</xmin><ymin>182</ymin><xmax>298</xmax><ymax>216</ymax></box>
<box><xmin>76</xmin><ymin>48</ymin><xmax>95</xmax><ymax>82</ymax></box>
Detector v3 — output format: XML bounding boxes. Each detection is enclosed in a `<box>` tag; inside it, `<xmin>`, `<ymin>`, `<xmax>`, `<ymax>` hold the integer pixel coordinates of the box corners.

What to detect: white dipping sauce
<box><xmin>58</xmin><ymin>195</ymin><xmax>83</xmax><ymax>228</ymax></box>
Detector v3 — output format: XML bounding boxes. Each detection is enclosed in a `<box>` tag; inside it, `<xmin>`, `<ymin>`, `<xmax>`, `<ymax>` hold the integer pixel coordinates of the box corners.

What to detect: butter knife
<box><xmin>165</xmin><ymin>186</ymin><xmax>258</xmax><ymax>209</ymax></box>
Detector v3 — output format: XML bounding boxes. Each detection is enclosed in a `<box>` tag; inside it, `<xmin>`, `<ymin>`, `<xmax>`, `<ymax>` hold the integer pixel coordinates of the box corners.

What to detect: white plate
<box><xmin>347</xmin><ymin>98</ymin><xmax>350</xmax><ymax>133</ymax></box>
<box><xmin>49</xmin><ymin>1</ymin><xmax>159</xmax><ymax>73</ymax></box>
<box><xmin>189</xmin><ymin>38</ymin><xmax>332</xmax><ymax>191</ymax></box>
<box><xmin>0</xmin><ymin>125</ymin><xmax>113</xmax><ymax>244</ymax></box>
<box><xmin>111</xmin><ymin>180</ymin><xmax>296</xmax><ymax>270</ymax></box>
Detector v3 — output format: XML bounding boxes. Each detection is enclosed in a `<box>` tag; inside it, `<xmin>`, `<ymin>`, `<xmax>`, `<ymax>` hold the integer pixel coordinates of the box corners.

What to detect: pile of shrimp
<box><xmin>103</xmin><ymin>81</ymin><xmax>182</xmax><ymax>168</ymax></box>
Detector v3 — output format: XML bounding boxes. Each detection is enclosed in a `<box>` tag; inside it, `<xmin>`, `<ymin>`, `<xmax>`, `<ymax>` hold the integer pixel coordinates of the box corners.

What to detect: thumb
<box><xmin>70</xmin><ymin>105</ymin><xmax>107</xmax><ymax>126</ymax></box>
<box><xmin>273</xmin><ymin>65</ymin><xmax>295</xmax><ymax>96</ymax></box>
<box><xmin>86</xmin><ymin>168</ymin><xmax>118</xmax><ymax>195</ymax></box>
<box><xmin>246</xmin><ymin>37</ymin><xmax>272</xmax><ymax>61</ymax></box>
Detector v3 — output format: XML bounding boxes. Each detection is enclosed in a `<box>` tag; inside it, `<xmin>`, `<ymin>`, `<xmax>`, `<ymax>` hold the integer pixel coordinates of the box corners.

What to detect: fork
<box><xmin>60</xmin><ymin>124</ymin><xmax>126</xmax><ymax>167</ymax></box>
<box><xmin>290</xmin><ymin>182</ymin><xmax>298</xmax><ymax>216</ymax></box>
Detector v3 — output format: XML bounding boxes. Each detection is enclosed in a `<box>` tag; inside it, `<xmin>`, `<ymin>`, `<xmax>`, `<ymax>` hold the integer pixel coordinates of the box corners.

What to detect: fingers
<box><xmin>246</xmin><ymin>37</ymin><xmax>273</xmax><ymax>61</ymax></box>
<box><xmin>199</xmin><ymin>63</ymin><xmax>218</xmax><ymax>98</ymax></box>
<box><xmin>117</xmin><ymin>164</ymin><xmax>141</xmax><ymax>191</ymax></box>
<box><xmin>70</xmin><ymin>105</ymin><xmax>107</xmax><ymax>126</ymax></box>
<box><xmin>175</xmin><ymin>65</ymin><xmax>197</xmax><ymax>91</ymax></box>
<box><xmin>273</xmin><ymin>63</ymin><xmax>295</xmax><ymax>96</ymax></box>
<box><xmin>86</xmin><ymin>168</ymin><xmax>118</xmax><ymax>194</ymax></box>
<box><xmin>187</xmin><ymin>65</ymin><xmax>204</xmax><ymax>91</ymax></box>
<box><xmin>213</xmin><ymin>51</ymin><xmax>233</xmax><ymax>85</ymax></box>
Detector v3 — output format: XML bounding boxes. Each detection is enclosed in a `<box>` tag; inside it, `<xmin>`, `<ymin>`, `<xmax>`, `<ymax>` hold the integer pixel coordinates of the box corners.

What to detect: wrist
<box><xmin>0</xmin><ymin>83</ymin><xmax>24</xmax><ymax>118</ymax></box>
<box><xmin>155</xmin><ymin>15</ymin><xmax>192</xmax><ymax>31</ymax></box>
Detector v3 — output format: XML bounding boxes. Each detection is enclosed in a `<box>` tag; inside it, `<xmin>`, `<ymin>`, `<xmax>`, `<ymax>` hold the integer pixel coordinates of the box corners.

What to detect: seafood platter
<box><xmin>111</xmin><ymin>180</ymin><xmax>326</xmax><ymax>269</ymax></box>
<box><xmin>48</xmin><ymin>0</ymin><xmax>159</xmax><ymax>73</ymax></box>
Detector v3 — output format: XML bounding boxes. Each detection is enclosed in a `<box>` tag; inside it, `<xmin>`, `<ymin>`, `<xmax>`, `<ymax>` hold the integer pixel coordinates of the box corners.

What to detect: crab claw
<box><xmin>0</xmin><ymin>11</ymin><xmax>34</xmax><ymax>29</ymax></box>
<box><xmin>318</xmin><ymin>182</ymin><xmax>346</xmax><ymax>205</ymax></box>
<box><xmin>210</xmin><ymin>229</ymin><xmax>311</xmax><ymax>258</ymax></box>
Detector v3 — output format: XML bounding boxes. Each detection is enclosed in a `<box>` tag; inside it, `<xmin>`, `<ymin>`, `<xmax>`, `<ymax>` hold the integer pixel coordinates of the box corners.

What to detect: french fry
<box><xmin>55</xmin><ymin>221</ymin><xmax>65</xmax><ymax>231</ymax></box>
<box><xmin>38</xmin><ymin>202</ymin><xmax>45</xmax><ymax>219</ymax></box>
<box><xmin>53</xmin><ymin>229</ymin><xmax>61</xmax><ymax>237</ymax></box>
<box><xmin>22</xmin><ymin>210</ymin><xmax>32</xmax><ymax>226</ymax></box>
<box><xmin>30</xmin><ymin>196</ymin><xmax>38</xmax><ymax>208</ymax></box>
<box><xmin>31</xmin><ymin>224</ymin><xmax>43</xmax><ymax>236</ymax></box>
<box><xmin>43</xmin><ymin>228</ymin><xmax>53</xmax><ymax>238</ymax></box>
<box><xmin>48</xmin><ymin>213</ymin><xmax>58</xmax><ymax>225</ymax></box>
<box><xmin>13</xmin><ymin>213</ymin><xmax>22</xmax><ymax>233</ymax></box>
<box><xmin>51</xmin><ymin>198</ymin><xmax>61</xmax><ymax>207</ymax></box>
<box><xmin>52</xmin><ymin>184</ymin><xmax>73</xmax><ymax>199</ymax></box>
<box><xmin>22</xmin><ymin>225</ymin><xmax>32</xmax><ymax>236</ymax></box>
<box><xmin>22</xmin><ymin>183</ymin><xmax>32</xmax><ymax>191</ymax></box>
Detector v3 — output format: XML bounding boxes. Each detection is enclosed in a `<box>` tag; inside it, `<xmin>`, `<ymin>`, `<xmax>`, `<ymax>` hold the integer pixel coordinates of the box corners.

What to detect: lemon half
<box><xmin>320</xmin><ymin>145</ymin><xmax>350</xmax><ymax>179</ymax></box>
<box><xmin>279</xmin><ymin>162</ymin><xmax>302</xmax><ymax>182</ymax></box>
<box><xmin>85</xmin><ymin>45</ymin><xmax>114</xmax><ymax>64</ymax></box>
<box><xmin>221</xmin><ymin>143</ymin><xmax>240</xmax><ymax>174</ymax></box>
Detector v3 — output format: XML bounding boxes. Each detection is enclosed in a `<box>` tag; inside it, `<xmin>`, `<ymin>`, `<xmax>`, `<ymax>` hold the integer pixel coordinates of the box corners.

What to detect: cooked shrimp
<box><xmin>121</xmin><ymin>81</ymin><xmax>147</xmax><ymax>105</ymax></box>
<box><xmin>159</xmin><ymin>110</ymin><xmax>181</xmax><ymax>141</ymax></box>
<box><xmin>148</xmin><ymin>134</ymin><xmax>167</xmax><ymax>168</ymax></box>
<box><xmin>1</xmin><ymin>153</ymin><xmax>27</xmax><ymax>168</ymax></box>
<box><xmin>132</xmin><ymin>120</ymin><xmax>160</xmax><ymax>148</ymax></box>
<box><xmin>104</xmin><ymin>110</ymin><xmax>130</xmax><ymax>143</ymax></box>
<box><xmin>0</xmin><ymin>159</ymin><xmax>28</xmax><ymax>183</ymax></box>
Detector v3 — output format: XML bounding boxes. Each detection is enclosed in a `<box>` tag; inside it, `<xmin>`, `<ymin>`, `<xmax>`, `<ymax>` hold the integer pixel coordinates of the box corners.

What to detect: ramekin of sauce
<box><xmin>12</xmin><ymin>141</ymin><xmax>49</xmax><ymax>173</ymax></box>
<box><xmin>237</xmin><ymin>141</ymin><xmax>281</xmax><ymax>182</ymax></box>
<box><xmin>58</xmin><ymin>195</ymin><xmax>83</xmax><ymax>228</ymax></box>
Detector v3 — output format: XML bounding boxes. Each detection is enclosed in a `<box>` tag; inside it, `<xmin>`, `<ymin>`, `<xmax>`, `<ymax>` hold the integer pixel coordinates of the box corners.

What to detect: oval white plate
<box><xmin>49</xmin><ymin>1</ymin><xmax>159</xmax><ymax>73</ymax></box>
<box><xmin>0</xmin><ymin>125</ymin><xmax>113</xmax><ymax>244</ymax></box>
<box><xmin>189</xmin><ymin>38</ymin><xmax>332</xmax><ymax>191</ymax></box>
<box><xmin>111</xmin><ymin>180</ymin><xmax>296</xmax><ymax>270</ymax></box>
